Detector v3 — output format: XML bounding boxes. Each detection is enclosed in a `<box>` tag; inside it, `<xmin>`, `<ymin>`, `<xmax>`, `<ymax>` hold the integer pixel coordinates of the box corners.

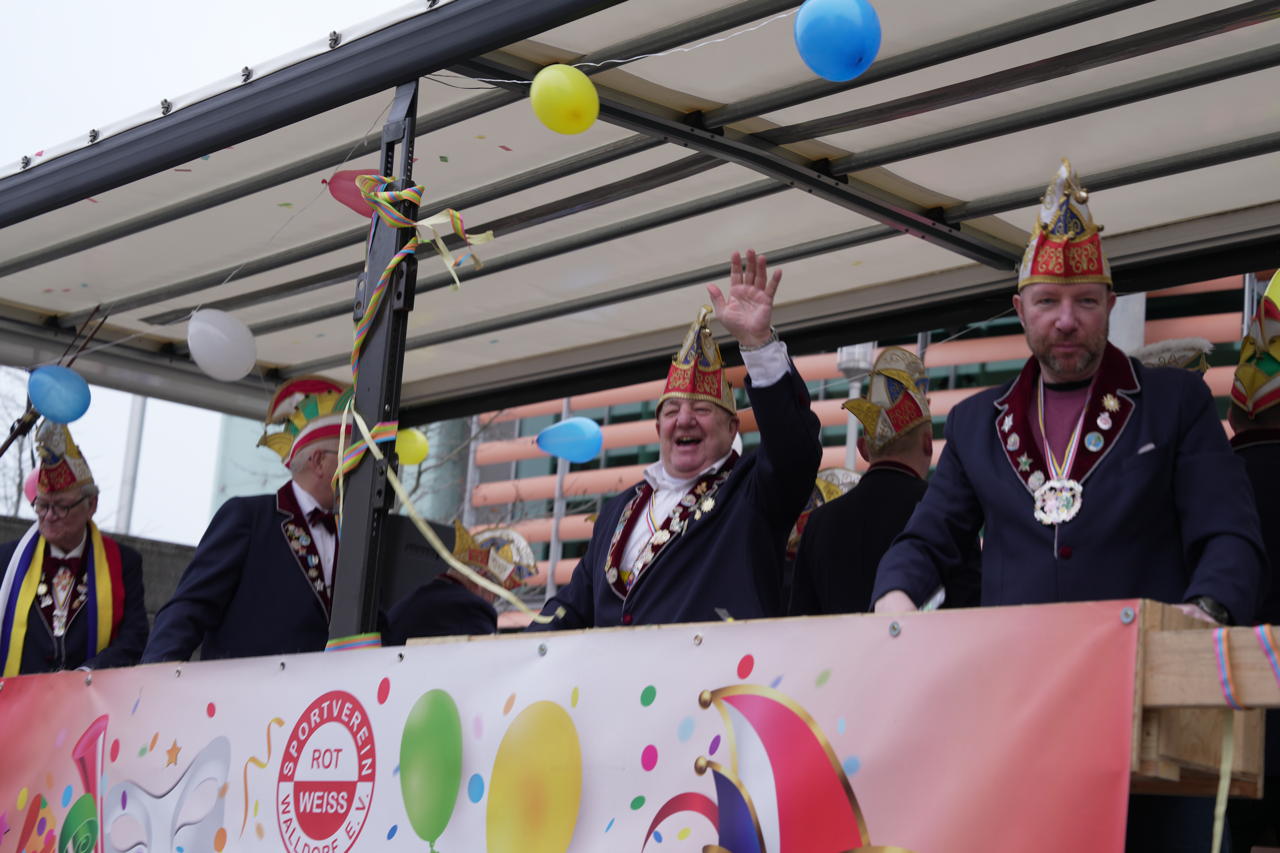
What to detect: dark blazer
<box><xmin>383</xmin><ymin>576</ymin><xmax>497</xmax><ymax>643</ymax></box>
<box><xmin>529</xmin><ymin>365</ymin><xmax>822</xmax><ymax>630</ymax></box>
<box><xmin>0</xmin><ymin>535</ymin><xmax>148</xmax><ymax>673</ymax></box>
<box><xmin>142</xmin><ymin>488</ymin><xmax>332</xmax><ymax>662</ymax></box>
<box><xmin>1231</xmin><ymin>429</ymin><xmax>1280</xmax><ymax>777</ymax></box>
<box><xmin>873</xmin><ymin>345</ymin><xmax>1265</xmax><ymax>624</ymax></box>
<box><xmin>789</xmin><ymin>462</ymin><xmax>980</xmax><ymax>615</ymax></box>
<box><xmin>1232</xmin><ymin>430</ymin><xmax>1280</xmax><ymax>624</ymax></box>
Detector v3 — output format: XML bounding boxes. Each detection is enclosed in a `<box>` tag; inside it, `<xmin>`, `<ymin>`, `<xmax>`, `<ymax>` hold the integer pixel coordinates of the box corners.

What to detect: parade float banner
<box><xmin>0</xmin><ymin>601</ymin><xmax>1138</xmax><ymax>853</ymax></box>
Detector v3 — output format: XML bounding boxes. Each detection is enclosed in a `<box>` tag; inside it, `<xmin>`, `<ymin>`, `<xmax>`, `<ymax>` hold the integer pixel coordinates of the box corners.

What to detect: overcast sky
<box><xmin>0</xmin><ymin>0</ymin><xmax>407</xmax><ymax>543</ymax></box>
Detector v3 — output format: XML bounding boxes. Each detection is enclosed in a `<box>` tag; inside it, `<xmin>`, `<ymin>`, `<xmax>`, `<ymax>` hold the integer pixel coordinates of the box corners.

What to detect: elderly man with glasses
<box><xmin>0</xmin><ymin>421</ymin><xmax>148</xmax><ymax>674</ymax></box>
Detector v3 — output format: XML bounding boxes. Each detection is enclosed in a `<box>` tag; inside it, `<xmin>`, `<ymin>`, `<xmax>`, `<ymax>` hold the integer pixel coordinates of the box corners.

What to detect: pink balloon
<box><xmin>23</xmin><ymin>468</ymin><xmax>38</xmax><ymax>503</ymax></box>
<box><xmin>326</xmin><ymin>169</ymin><xmax>379</xmax><ymax>218</ymax></box>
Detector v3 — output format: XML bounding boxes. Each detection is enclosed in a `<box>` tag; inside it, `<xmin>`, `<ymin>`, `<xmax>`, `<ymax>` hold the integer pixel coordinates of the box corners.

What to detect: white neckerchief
<box><xmin>292</xmin><ymin>481</ymin><xmax>336</xmax><ymax>587</ymax></box>
<box><xmin>621</xmin><ymin>450</ymin><xmax>734</xmax><ymax>572</ymax></box>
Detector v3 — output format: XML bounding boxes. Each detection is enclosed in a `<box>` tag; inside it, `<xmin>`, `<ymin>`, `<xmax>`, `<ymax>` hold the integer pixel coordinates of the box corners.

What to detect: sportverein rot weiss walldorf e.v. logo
<box><xmin>277</xmin><ymin>691</ymin><xmax>376</xmax><ymax>853</ymax></box>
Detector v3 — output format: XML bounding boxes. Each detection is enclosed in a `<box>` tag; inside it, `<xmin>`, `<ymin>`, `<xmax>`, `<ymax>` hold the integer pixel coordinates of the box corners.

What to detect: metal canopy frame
<box><xmin>0</xmin><ymin>0</ymin><xmax>1276</xmax><ymax>426</ymax></box>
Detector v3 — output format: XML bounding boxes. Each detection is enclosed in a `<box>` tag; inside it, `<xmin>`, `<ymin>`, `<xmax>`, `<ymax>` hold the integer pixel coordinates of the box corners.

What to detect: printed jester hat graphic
<box><xmin>644</xmin><ymin>683</ymin><xmax>912</xmax><ymax>852</ymax></box>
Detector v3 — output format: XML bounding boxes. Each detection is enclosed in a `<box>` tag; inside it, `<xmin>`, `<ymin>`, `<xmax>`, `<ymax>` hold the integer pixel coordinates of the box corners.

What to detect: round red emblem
<box><xmin>277</xmin><ymin>690</ymin><xmax>376</xmax><ymax>853</ymax></box>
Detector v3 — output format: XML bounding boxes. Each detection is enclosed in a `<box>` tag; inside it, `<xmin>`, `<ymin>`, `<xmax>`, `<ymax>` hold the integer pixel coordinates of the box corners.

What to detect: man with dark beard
<box><xmin>869</xmin><ymin>161</ymin><xmax>1264</xmax><ymax>852</ymax></box>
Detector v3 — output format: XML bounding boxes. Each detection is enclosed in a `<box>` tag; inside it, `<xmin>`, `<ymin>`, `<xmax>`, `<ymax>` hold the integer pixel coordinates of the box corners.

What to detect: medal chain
<box><xmin>1036</xmin><ymin>377</ymin><xmax>1089</xmax><ymax>480</ymax></box>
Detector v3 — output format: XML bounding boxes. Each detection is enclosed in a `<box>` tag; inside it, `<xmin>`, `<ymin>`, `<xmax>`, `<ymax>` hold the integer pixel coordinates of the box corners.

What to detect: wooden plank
<box><xmin>1131</xmin><ymin>601</ymin><xmax>1268</xmax><ymax>798</ymax></box>
<box><xmin>1144</xmin><ymin>623</ymin><xmax>1280</xmax><ymax>708</ymax></box>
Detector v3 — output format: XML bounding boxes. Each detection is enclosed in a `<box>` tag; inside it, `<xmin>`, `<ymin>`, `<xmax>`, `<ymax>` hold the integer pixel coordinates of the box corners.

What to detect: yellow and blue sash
<box><xmin>0</xmin><ymin>521</ymin><xmax>123</xmax><ymax>676</ymax></box>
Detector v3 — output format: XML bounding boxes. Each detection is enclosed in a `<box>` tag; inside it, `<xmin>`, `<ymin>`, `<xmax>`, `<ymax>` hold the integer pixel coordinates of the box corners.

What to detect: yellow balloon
<box><xmin>396</xmin><ymin>428</ymin><xmax>430</xmax><ymax>466</ymax></box>
<box><xmin>486</xmin><ymin>701</ymin><xmax>582</xmax><ymax>853</ymax></box>
<box><xmin>530</xmin><ymin>64</ymin><xmax>599</xmax><ymax>135</ymax></box>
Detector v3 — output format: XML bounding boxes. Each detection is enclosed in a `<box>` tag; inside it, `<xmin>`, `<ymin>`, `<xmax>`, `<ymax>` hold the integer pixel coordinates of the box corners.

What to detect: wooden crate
<box><xmin>1132</xmin><ymin>600</ymin><xmax>1271</xmax><ymax>797</ymax></box>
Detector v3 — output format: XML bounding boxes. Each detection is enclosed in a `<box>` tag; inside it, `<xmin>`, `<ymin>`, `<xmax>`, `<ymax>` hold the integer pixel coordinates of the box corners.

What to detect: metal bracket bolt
<box><xmin>888</xmin><ymin>621</ymin><xmax>902</xmax><ymax>638</ymax></box>
<box><xmin>537</xmin><ymin>643</ymin><xmax>548</xmax><ymax>657</ymax></box>
<box><xmin>1120</xmin><ymin>606</ymin><xmax>1136</xmax><ymax>625</ymax></box>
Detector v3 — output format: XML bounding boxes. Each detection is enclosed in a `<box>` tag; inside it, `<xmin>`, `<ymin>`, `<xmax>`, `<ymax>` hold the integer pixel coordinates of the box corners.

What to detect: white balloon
<box><xmin>187</xmin><ymin>309</ymin><xmax>257</xmax><ymax>381</ymax></box>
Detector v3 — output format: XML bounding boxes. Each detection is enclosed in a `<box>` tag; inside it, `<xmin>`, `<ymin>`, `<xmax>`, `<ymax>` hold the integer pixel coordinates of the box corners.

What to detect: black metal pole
<box><xmin>328</xmin><ymin>81</ymin><xmax>419</xmax><ymax>640</ymax></box>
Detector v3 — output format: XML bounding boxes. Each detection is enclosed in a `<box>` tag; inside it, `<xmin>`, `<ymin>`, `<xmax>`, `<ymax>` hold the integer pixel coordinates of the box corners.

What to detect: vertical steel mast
<box><xmin>329</xmin><ymin>81</ymin><xmax>419</xmax><ymax>640</ymax></box>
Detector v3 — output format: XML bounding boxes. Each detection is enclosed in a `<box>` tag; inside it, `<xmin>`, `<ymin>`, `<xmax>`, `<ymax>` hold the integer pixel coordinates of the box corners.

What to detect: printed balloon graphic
<box><xmin>530</xmin><ymin>65</ymin><xmax>599</xmax><ymax>135</ymax></box>
<box><xmin>486</xmin><ymin>701</ymin><xmax>582</xmax><ymax>853</ymax></box>
<box><xmin>400</xmin><ymin>690</ymin><xmax>463</xmax><ymax>851</ymax></box>
<box><xmin>28</xmin><ymin>365</ymin><xmax>91</xmax><ymax>423</ymax></box>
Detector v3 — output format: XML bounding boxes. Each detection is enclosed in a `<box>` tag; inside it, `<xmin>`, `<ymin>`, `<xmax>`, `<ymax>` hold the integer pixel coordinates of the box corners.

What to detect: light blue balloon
<box><xmin>28</xmin><ymin>365</ymin><xmax>91</xmax><ymax>423</ymax></box>
<box><xmin>794</xmin><ymin>0</ymin><xmax>882</xmax><ymax>82</ymax></box>
<box><xmin>535</xmin><ymin>416</ymin><xmax>603</xmax><ymax>463</ymax></box>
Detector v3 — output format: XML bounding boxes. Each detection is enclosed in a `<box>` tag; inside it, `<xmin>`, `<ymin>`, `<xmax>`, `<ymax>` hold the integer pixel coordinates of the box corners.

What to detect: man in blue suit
<box><xmin>871</xmin><ymin>161</ymin><xmax>1264</xmax><ymax>853</ymax></box>
<box><xmin>872</xmin><ymin>161</ymin><xmax>1262</xmax><ymax>623</ymax></box>
<box><xmin>529</xmin><ymin>249</ymin><xmax>822</xmax><ymax>630</ymax></box>
<box><xmin>142</xmin><ymin>378</ymin><xmax>354</xmax><ymax>662</ymax></box>
<box><xmin>0</xmin><ymin>421</ymin><xmax>148</xmax><ymax>673</ymax></box>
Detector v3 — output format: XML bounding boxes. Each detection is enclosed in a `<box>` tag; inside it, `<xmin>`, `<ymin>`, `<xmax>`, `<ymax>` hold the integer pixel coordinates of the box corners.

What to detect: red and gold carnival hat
<box><xmin>450</xmin><ymin>520</ymin><xmax>537</xmax><ymax>597</ymax></box>
<box><xmin>1232</xmin><ymin>270</ymin><xmax>1280</xmax><ymax>416</ymax></box>
<box><xmin>1018</xmin><ymin>159</ymin><xmax>1112</xmax><ymax>291</ymax></box>
<box><xmin>257</xmin><ymin>376</ymin><xmax>353</xmax><ymax>467</ymax></box>
<box><xmin>35</xmin><ymin>421</ymin><xmax>94</xmax><ymax>494</ymax></box>
<box><xmin>843</xmin><ymin>346</ymin><xmax>930</xmax><ymax>455</ymax></box>
<box><xmin>657</xmin><ymin>305</ymin><xmax>736</xmax><ymax>415</ymax></box>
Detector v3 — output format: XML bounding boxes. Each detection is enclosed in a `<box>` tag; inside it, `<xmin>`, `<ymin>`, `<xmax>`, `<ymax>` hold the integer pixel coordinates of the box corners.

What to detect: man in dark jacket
<box><xmin>790</xmin><ymin>347</ymin><xmax>978</xmax><ymax>615</ymax></box>
<box><xmin>0</xmin><ymin>421</ymin><xmax>147</xmax><ymax>673</ymax></box>
<box><xmin>871</xmin><ymin>161</ymin><xmax>1264</xmax><ymax>853</ymax></box>
<box><xmin>142</xmin><ymin>377</ymin><xmax>354</xmax><ymax>662</ymax></box>
<box><xmin>1225</xmin><ymin>272</ymin><xmax>1280</xmax><ymax>850</ymax></box>
<box><xmin>529</xmin><ymin>250</ymin><xmax>822</xmax><ymax>630</ymax></box>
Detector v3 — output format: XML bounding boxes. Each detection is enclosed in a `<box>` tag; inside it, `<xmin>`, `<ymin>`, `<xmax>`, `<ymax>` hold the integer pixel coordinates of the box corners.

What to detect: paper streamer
<box><xmin>344</xmin><ymin>408</ymin><xmax>558</xmax><ymax>624</ymax></box>
<box><xmin>240</xmin><ymin>718</ymin><xmax>284</xmax><ymax>836</ymax></box>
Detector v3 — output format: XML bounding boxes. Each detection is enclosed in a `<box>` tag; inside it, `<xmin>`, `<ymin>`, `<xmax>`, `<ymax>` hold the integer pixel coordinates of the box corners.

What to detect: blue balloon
<box><xmin>536</xmin><ymin>417</ymin><xmax>603</xmax><ymax>463</ymax></box>
<box><xmin>794</xmin><ymin>0</ymin><xmax>882</xmax><ymax>82</ymax></box>
<box><xmin>28</xmin><ymin>365</ymin><xmax>91</xmax><ymax>423</ymax></box>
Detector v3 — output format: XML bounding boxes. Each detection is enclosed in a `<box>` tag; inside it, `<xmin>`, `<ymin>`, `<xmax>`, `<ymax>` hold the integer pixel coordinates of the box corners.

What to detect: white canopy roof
<box><xmin>0</xmin><ymin>0</ymin><xmax>1276</xmax><ymax>422</ymax></box>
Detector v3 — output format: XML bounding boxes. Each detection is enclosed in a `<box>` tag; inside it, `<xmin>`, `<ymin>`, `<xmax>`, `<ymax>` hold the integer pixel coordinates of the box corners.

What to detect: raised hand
<box><xmin>706</xmin><ymin>249</ymin><xmax>781</xmax><ymax>349</ymax></box>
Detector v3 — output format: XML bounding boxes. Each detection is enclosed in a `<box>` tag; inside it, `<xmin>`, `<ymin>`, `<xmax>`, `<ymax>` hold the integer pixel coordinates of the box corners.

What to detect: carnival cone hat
<box><xmin>658</xmin><ymin>305</ymin><xmax>736</xmax><ymax>415</ymax></box>
<box><xmin>844</xmin><ymin>347</ymin><xmax>930</xmax><ymax>455</ymax></box>
<box><xmin>258</xmin><ymin>376</ymin><xmax>353</xmax><ymax>466</ymax></box>
<box><xmin>35</xmin><ymin>421</ymin><xmax>94</xmax><ymax>494</ymax></box>
<box><xmin>1018</xmin><ymin>159</ymin><xmax>1111</xmax><ymax>290</ymax></box>
<box><xmin>1232</xmin><ymin>270</ymin><xmax>1280</xmax><ymax>416</ymax></box>
<box><xmin>1130</xmin><ymin>338</ymin><xmax>1212</xmax><ymax>373</ymax></box>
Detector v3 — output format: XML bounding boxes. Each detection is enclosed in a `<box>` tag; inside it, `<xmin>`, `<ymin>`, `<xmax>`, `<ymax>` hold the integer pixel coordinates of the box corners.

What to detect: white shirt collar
<box><xmin>644</xmin><ymin>449</ymin><xmax>734</xmax><ymax>492</ymax></box>
<box><xmin>291</xmin><ymin>481</ymin><xmax>325</xmax><ymax>517</ymax></box>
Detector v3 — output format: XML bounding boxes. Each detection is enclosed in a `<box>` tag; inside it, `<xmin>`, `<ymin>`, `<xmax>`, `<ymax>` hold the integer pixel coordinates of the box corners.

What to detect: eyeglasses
<box><xmin>33</xmin><ymin>495</ymin><xmax>91</xmax><ymax>517</ymax></box>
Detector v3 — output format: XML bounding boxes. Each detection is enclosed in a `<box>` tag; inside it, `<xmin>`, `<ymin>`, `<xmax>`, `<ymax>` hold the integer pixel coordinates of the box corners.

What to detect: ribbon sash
<box><xmin>1</xmin><ymin>521</ymin><xmax>122</xmax><ymax>676</ymax></box>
